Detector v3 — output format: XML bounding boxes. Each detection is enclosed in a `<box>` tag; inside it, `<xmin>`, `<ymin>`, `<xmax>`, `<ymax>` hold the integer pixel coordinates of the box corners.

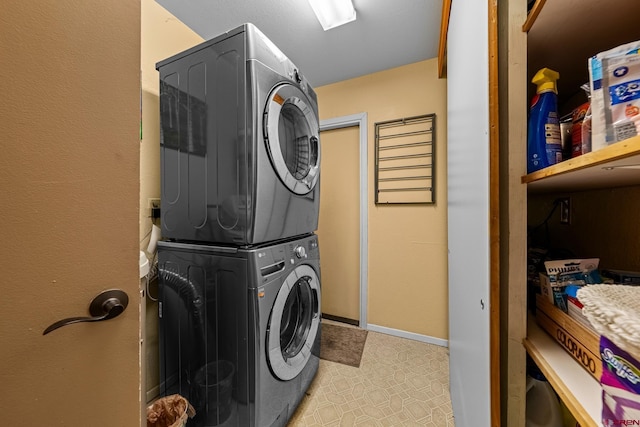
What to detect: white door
<box><xmin>447</xmin><ymin>0</ymin><xmax>492</xmax><ymax>426</ymax></box>
<box><xmin>1</xmin><ymin>2</ymin><xmax>141</xmax><ymax>426</ymax></box>
<box><xmin>317</xmin><ymin>126</ymin><xmax>361</xmax><ymax>322</ymax></box>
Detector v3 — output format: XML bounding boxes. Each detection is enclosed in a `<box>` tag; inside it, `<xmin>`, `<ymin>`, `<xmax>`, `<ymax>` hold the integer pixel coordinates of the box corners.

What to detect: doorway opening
<box><xmin>318</xmin><ymin>113</ymin><xmax>368</xmax><ymax>328</ymax></box>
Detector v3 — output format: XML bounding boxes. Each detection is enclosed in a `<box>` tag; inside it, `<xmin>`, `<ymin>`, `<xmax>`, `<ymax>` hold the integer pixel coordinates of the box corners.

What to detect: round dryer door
<box><xmin>267</xmin><ymin>264</ymin><xmax>320</xmax><ymax>381</ymax></box>
<box><xmin>264</xmin><ymin>83</ymin><xmax>320</xmax><ymax>195</ymax></box>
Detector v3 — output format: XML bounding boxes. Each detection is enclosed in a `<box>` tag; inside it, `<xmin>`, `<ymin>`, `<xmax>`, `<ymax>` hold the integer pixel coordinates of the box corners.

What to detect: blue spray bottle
<box><xmin>527</xmin><ymin>68</ymin><xmax>562</xmax><ymax>173</ymax></box>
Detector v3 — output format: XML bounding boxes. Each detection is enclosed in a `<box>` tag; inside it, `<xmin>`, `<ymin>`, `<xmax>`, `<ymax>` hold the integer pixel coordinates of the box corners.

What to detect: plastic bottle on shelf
<box><xmin>527</xmin><ymin>68</ymin><xmax>562</xmax><ymax>173</ymax></box>
<box><xmin>525</xmin><ymin>374</ymin><xmax>563</xmax><ymax>427</ymax></box>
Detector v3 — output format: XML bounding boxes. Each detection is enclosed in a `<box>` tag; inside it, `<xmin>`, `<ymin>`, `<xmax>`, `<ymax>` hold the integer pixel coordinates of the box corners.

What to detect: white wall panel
<box><xmin>447</xmin><ymin>0</ymin><xmax>491</xmax><ymax>425</ymax></box>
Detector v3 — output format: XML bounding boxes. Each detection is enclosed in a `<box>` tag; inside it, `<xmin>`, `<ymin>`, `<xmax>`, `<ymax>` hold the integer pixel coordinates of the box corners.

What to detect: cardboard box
<box><xmin>539</xmin><ymin>258</ymin><xmax>600</xmax><ymax>311</ymax></box>
<box><xmin>536</xmin><ymin>294</ymin><xmax>602</xmax><ymax>380</ymax></box>
<box><xmin>539</xmin><ymin>272</ymin><xmax>563</xmax><ymax>308</ymax></box>
<box><xmin>601</xmin><ymin>268</ymin><xmax>640</xmax><ymax>285</ymax></box>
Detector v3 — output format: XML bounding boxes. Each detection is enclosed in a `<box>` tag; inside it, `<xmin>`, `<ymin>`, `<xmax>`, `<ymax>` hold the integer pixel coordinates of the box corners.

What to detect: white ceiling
<box><xmin>156</xmin><ymin>0</ymin><xmax>443</xmax><ymax>87</ymax></box>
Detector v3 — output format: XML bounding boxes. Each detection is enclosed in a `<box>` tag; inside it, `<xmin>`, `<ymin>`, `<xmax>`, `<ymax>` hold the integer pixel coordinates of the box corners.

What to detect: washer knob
<box><xmin>294</xmin><ymin>245</ymin><xmax>306</xmax><ymax>259</ymax></box>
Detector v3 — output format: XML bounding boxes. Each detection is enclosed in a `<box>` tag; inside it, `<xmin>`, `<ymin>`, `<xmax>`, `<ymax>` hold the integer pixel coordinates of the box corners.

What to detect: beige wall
<box><xmin>316</xmin><ymin>59</ymin><xmax>449</xmax><ymax>340</ymax></box>
<box><xmin>140</xmin><ymin>0</ymin><xmax>204</xmax><ymax>400</ymax></box>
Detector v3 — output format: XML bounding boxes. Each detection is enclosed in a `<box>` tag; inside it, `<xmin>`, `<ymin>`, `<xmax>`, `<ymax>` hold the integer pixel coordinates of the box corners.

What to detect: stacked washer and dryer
<box><xmin>155</xmin><ymin>24</ymin><xmax>322</xmax><ymax>427</ymax></box>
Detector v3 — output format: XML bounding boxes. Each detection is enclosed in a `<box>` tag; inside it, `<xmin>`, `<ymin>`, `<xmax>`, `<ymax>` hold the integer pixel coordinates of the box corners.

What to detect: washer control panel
<box><xmin>287</xmin><ymin>235</ymin><xmax>318</xmax><ymax>264</ymax></box>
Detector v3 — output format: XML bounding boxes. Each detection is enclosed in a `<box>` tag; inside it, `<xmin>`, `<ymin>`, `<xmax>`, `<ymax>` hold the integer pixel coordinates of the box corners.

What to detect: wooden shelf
<box><xmin>522</xmin><ymin>0</ymin><xmax>546</xmax><ymax>32</ymax></box>
<box><xmin>525</xmin><ymin>0</ymin><xmax>640</xmax><ymax>111</ymax></box>
<box><xmin>517</xmin><ymin>2</ymin><xmax>640</xmax><ymax>427</ymax></box>
<box><xmin>524</xmin><ymin>316</ymin><xmax>601</xmax><ymax>427</ymax></box>
<box><xmin>522</xmin><ymin>135</ymin><xmax>640</xmax><ymax>193</ymax></box>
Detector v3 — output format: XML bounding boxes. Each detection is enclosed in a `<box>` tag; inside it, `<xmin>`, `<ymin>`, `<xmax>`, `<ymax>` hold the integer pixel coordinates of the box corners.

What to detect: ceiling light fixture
<box><xmin>308</xmin><ymin>0</ymin><xmax>356</xmax><ymax>31</ymax></box>
<box><xmin>602</xmin><ymin>164</ymin><xmax>640</xmax><ymax>170</ymax></box>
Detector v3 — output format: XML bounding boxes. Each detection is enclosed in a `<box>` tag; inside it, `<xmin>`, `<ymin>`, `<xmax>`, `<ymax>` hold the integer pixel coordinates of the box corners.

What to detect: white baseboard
<box><xmin>366</xmin><ymin>323</ymin><xmax>449</xmax><ymax>348</ymax></box>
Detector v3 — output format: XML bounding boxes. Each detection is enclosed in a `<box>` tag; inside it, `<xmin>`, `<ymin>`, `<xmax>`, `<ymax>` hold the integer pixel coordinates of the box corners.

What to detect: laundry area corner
<box><xmin>142</xmin><ymin>17</ymin><xmax>324</xmax><ymax>426</ymax></box>
<box><xmin>138</xmin><ymin>1</ymin><xmax>453</xmax><ymax>426</ymax></box>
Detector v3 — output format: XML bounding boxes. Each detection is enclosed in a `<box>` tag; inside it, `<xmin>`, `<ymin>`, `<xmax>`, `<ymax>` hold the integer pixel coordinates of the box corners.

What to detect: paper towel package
<box><xmin>588</xmin><ymin>40</ymin><xmax>640</xmax><ymax>151</ymax></box>
<box><xmin>600</xmin><ymin>335</ymin><xmax>640</xmax><ymax>426</ymax></box>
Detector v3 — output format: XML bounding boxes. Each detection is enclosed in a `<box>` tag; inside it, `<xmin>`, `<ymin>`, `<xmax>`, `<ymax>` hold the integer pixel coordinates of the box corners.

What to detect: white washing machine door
<box><xmin>267</xmin><ymin>264</ymin><xmax>321</xmax><ymax>381</ymax></box>
<box><xmin>264</xmin><ymin>83</ymin><xmax>320</xmax><ymax>195</ymax></box>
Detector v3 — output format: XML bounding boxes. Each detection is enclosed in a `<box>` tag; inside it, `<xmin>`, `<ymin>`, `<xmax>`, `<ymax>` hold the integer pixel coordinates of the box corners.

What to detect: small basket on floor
<box><xmin>147</xmin><ymin>394</ymin><xmax>196</xmax><ymax>427</ymax></box>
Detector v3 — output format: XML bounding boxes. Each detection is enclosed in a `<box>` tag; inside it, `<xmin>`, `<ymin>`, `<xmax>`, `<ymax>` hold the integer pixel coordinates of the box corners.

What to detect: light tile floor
<box><xmin>288</xmin><ymin>323</ymin><xmax>456</xmax><ymax>426</ymax></box>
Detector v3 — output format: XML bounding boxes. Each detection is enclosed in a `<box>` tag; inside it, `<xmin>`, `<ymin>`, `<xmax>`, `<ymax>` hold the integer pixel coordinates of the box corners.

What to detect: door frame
<box><xmin>319</xmin><ymin>113</ymin><xmax>368</xmax><ymax>328</ymax></box>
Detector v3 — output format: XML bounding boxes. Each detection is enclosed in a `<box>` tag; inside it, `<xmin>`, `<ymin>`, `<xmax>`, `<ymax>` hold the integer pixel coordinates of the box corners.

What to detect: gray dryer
<box><xmin>156</xmin><ymin>23</ymin><xmax>320</xmax><ymax>246</ymax></box>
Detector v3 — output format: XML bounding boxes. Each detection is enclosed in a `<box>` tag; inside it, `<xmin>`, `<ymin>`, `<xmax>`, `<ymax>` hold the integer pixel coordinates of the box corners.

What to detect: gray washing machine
<box><xmin>156</xmin><ymin>23</ymin><xmax>320</xmax><ymax>245</ymax></box>
<box><xmin>157</xmin><ymin>233</ymin><xmax>321</xmax><ymax>427</ymax></box>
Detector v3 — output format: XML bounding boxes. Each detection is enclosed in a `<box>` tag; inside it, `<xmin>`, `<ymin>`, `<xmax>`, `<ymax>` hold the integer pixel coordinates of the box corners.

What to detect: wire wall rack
<box><xmin>374</xmin><ymin>114</ymin><xmax>435</xmax><ymax>204</ymax></box>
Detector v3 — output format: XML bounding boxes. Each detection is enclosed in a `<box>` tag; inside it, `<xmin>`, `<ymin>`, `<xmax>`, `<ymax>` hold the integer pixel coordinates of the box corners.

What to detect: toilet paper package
<box><xmin>588</xmin><ymin>40</ymin><xmax>640</xmax><ymax>150</ymax></box>
<box><xmin>603</xmin><ymin>54</ymin><xmax>640</xmax><ymax>142</ymax></box>
<box><xmin>600</xmin><ymin>335</ymin><xmax>640</xmax><ymax>425</ymax></box>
